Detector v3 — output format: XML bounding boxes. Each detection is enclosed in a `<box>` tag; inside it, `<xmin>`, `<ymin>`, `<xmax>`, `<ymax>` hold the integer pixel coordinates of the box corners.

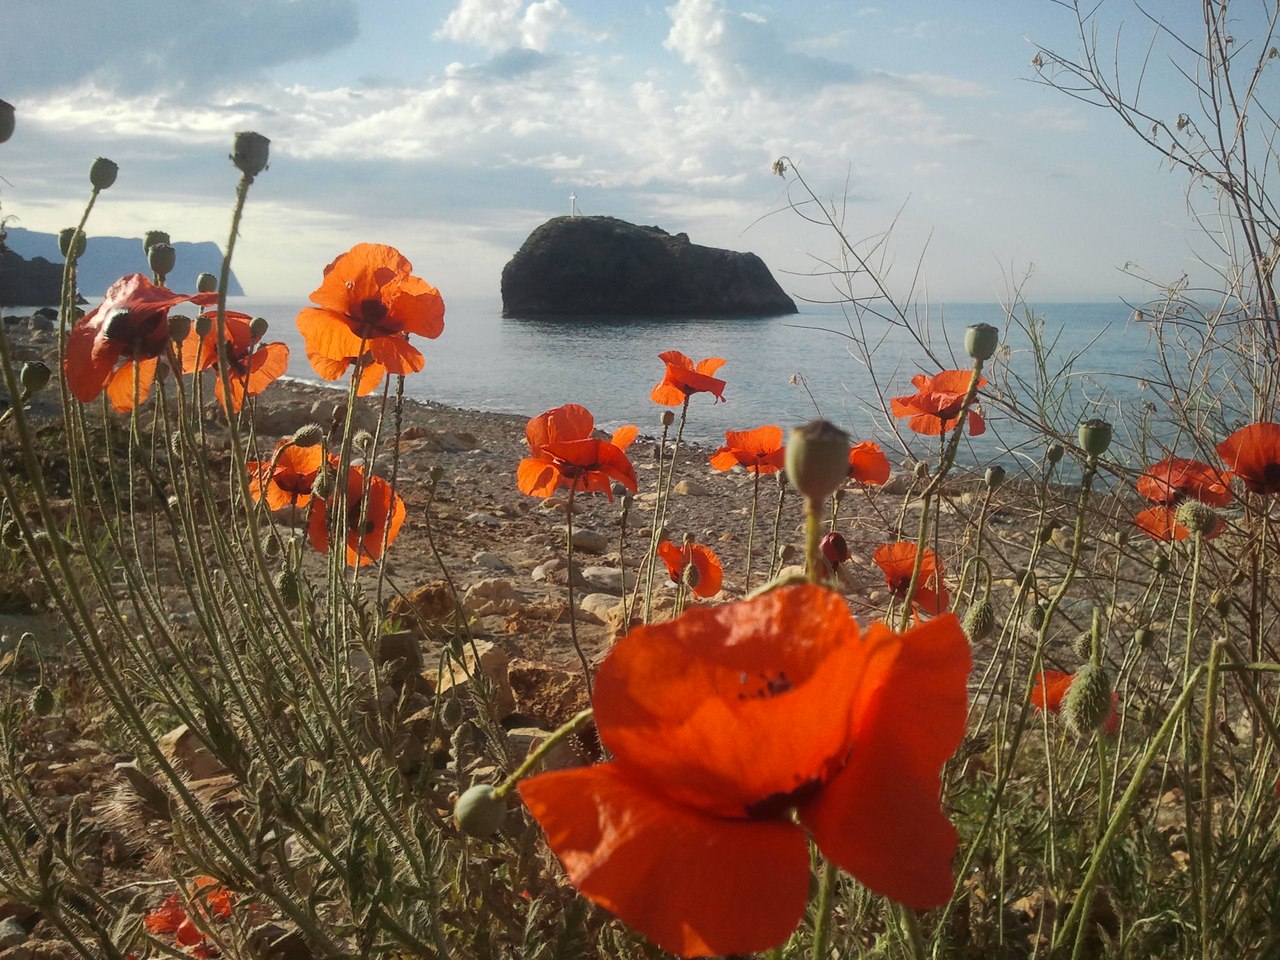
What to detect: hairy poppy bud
<box><xmin>292</xmin><ymin>424</ymin><xmax>325</xmax><ymax>448</ymax></box>
<box><xmin>777</xmin><ymin>543</ymin><xmax>796</xmax><ymax>564</ymax></box>
<box><xmin>682</xmin><ymin>562</ymin><xmax>701</xmax><ymax>590</ymax></box>
<box><xmin>1064</xmin><ymin>663</ymin><xmax>1113</xmax><ymax>736</ymax></box>
<box><xmin>984</xmin><ymin>465</ymin><xmax>1006</xmax><ymax>489</ymax></box>
<box><xmin>168</xmin><ymin>315</ymin><xmax>191</xmax><ymax>343</ymax></box>
<box><xmin>58</xmin><ymin>227</ymin><xmax>86</xmax><ymax>260</ymax></box>
<box><xmin>19</xmin><ymin>361</ymin><xmax>51</xmax><ymax>396</ymax></box>
<box><xmin>1071</xmin><ymin>631</ymin><xmax>1093</xmax><ymax>661</ymax></box>
<box><xmin>1152</xmin><ymin>553</ymin><xmax>1171</xmax><ymax>574</ymax></box>
<box><xmin>1046</xmin><ymin>444</ymin><xmax>1064</xmax><ymax>465</ymax></box>
<box><xmin>454</xmin><ymin>783</ymin><xmax>505</xmax><ymax>838</ymax></box>
<box><xmin>913</xmin><ymin>460</ymin><xmax>930</xmax><ymax>480</ymax></box>
<box><xmin>143</xmin><ymin>230</ymin><xmax>171</xmax><ymax>254</ymax></box>
<box><xmin>194</xmin><ymin>314</ymin><xmax>212</xmax><ymax>338</ymax></box>
<box><xmin>1</xmin><ymin>520</ymin><xmax>22</xmax><ymax>550</ymax></box>
<box><xmin>962</xmin><ymin>600</ymin><xmax>995</xmax><ymax>643</ymax></box>
<box><xmin>1037</xmin><ymin>521</ymin><xmax>1058</xmax><ymax>546</ymax></box>
<box><xmin>1078</xmin><ymin>419</ymin><xmax>1113</xmax><ymax>458</ymax></box>
<box><xmin>89</xmin><ymin>157</ymin><xmax>118</xmax><ymax>190</ymax></box>
<box><xmin>352</xmin><ymin>429</ymin><xmax>373</xmax><ymax>450</ymax></box>
<box><xmin>311</xmin><ymin>471</ymin><xmax>331</xmax><ymax>499</ymax></box>
<box><xmin>660</xmin><ymin>410</ymin><xmax>675</xmax><ymax>428</ymax></box>
<box><xmin>965</xmin><ymin>323</ymin><xmax>1000</xmax><ymax>362</ymax></box>
<box><xmin>1175</xmin><ymin>499</ymin><xmax>1218</xmax><ymax>537</ymax></box>
<box><xmin>196</xmin><ymin>272</ymin><xmax>217</xmax><ymax>293</ymax></box>
<box><xmin>820</xmin><ymin>531</ymin><xmax>850</xmax><ymax>566</ymax></box>
<box><xmin>429</xmin><ymin>465</ymin><xmax>445</xmax><ymax>484</ymax></box>
<box><xmin>776</xmin><ymin>470</ymin><xmax>787</xmax><ymax>489</ymax></box>
<box><xmin>148</xmin><ymin>243</ymin><xmax>176</xmax><ymax>280</ymax></box>
<box><xmin>249</xmin><ymin>316</ymin><xmax>269</xmax><ymax>339</ymax></box>
<box><xmin>1025</xmin><ymin>602</ymin><xmax>1046</xmax><ymax>631</ymax></box>
<box><xmin>1134</xmin><ymin>627</ymin><xmax>1154</xmax><ymax>649</ymax></box>
<box><xmin>232</xmin><ymin>131</ymin><xmax>270</xmax><ymax>178</ymax></box>
<box><xmin>30</xmin><ymin>684</ymin><xmax>55</xmax><ymax>717</ymax></box>
<box><xmin>620</xmin><ymin>493</ymin><xmax>634</xmax><ymax>513</ymax></box>
<box><xmin>786</xmin><ymin>419</ymin><xmax>851</xmax><ymax>504</ymax></box>
<box><xmin>274</xmin><ymin>569</ymin><xmax>300</xmax><ymax>609</ymax></box>
<box><xmin>439</xmin><ymin>695</ymin><xmax>465</xmax><ymax>728</ymax></box>
<box><xmin>1208</xmin><ymin>588</ymin><xmax>1231</xmax><ymax>618</ymax></box>
<box><xmin>612</xmin><ymin>482</ymin><xmax>629</xmax><ymax>501</ymax></box>
<box><xmin>0</xmin><ymin>100</ymin><xmax>13</xmax><ymax>144</ymax></box>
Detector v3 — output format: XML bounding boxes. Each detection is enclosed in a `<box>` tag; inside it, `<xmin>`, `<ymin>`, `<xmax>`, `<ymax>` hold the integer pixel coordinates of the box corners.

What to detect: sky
<box><xmin>0</xmin><ymin>0</ymin><xmax>1271</xmax><ymax>305</ymax></box>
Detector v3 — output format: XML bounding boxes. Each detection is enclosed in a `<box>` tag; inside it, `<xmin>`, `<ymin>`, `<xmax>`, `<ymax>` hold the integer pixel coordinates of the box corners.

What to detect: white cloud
<box><xmin>435</xmin><ymin>0</ymin><xmax>573</xmax><ymax>52</ymax></box>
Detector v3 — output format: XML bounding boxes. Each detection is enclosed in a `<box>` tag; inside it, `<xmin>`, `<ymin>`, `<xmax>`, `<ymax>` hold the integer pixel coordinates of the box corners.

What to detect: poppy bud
<box><xmin>1025</xmin><ymin>602</ymin><xmax>1046</xmax><ymax>630</ymax></box>
<box><xmin>454</xmin><ymin>783</ymin><xmax>505</xmax><ymax>838</ymax></box>
<box><xmin>1077</xmin><ymin>418</ymin><xmax>1113</xmax><ymax>458</ymax></box>
<box><xmin>1063</xmin><ymin>663</ymin><xmax>1113</xmax><ymax>736</ymax></box>
<box><xmin>168</xmin><ymin>315</ymin><xmax>191</xmax><ymax>343</ymax></box>
<box><xmin>1046</xmin><ymin>444</ymin><xmax>1065</xmax><ymax>464</ymax></box>
<box><xmin>620</xmin><ymin>493</ymin><xmax>634</xmax><ymax>513</ymax></box>
<box><xmin>913</xmin><ymin>461</ymin><xmax>930</xmax><ymax>480</ymax></box>
<box><xmin>777</xmin><ymin>543</ymin><xmax>796</xmax><ymax>564</ymax></box>
<box><xmin>1071</xmin><ymin>631</ymin><xmax>1093</xmax><ymax>661</ymax></box>
<box><xmin>1134</xmin><ymin>627</ymin><xmax>1154</xmax><ymax>649</ymax></box>
<box><xmin>274</xmin><ymin>569</ymin><xmax>300</xmax><ymax>609</ymax></box>
<box><xmin>30</xmin><ymin>684</ymin><xmax>55</xmax><ymax>717</ymax></box>
<box><xmin>19</xmin><ymin>361</ymin><xmax>51</xmax><ymax>395</ymax></box>
<box><xmin>143</xmin><ymin>230</ymin><xmax>171</xmax><ymax>254</ymax></box>
<box><xmin>89</xmin><ymin>157</ymin><xmax>118</xmax><ymax>190</ymax></box>
<box><xmin>682</xmin><ymin>563</ymin><xmax>702</xmax><ymax>590</ymax></box>
<box><xmin>1174</xmin><ymin>499</ymin><xmax>1218</xmax><ymax>537</ymax></box>
<box><xmin>1153</xmin><ymin>553</ymin><xmax>1171</xmax><ymax>575</ymax></box>
<box><xmin>250</xmin><ymin>316</ymin><xmax>269</xmax><ymax>339</ymax></box>
<box><xmin>1208</xmin><ymin>588</ymin><xmax>1231</xmax><ymax>618</ymax></box>
<box><xmin>962</xmin><ymin>600</ymin><xmax>995</xmax><ymax>642</ymax></box>
<box><xmin>429</xmin><ymin>465</ymin><xmax>445</xmax><ymax>484</ymax></box>
<box><xmin>965</xmin><ymin>323</ymin><xmax>1000</xmax><ymax>362</ymax></box>
<box><xmin>776</xmin><ymin>470</ymin><xmax>787</xmax><ymax>489</ymax></box>
<box><xmin>292</xmin><ymin>424</ymin><xmax>325</xmax><ymax>448</ymax></box>
<box><xmin>611</xmin><ymin>482</ymin><xmax>629</xmax><ymax>500</ymax></box>
<box><xmin>353</xmin><ymin>429</ymin><xmax>374</xmax><ymax>450</ymax></box>
<box><xmin>196</xmin><ymin>272</ymin><xmax>218</xmax><ymax>293</ymax></box>
<box><xmin>58</xmin><ymin>227</ymin><xmax>86</xmax><ymax>260</ymax></box>
<box><xmin>820</xmin><ymin>531</ymin><xmax>850</xmax><ymax>566</ymax></box>
<box><xmin>232</xmin><ymin>131</ymin><xmax>271</xmax><ymax>178</ymax></box>
<box><xmin>0</xmin><ymin>99</ymin><xmax>13</xmax><ymax>144</ymax></box>
<box><xmin>660</xmin><ymin>410</ymin><xmax>675</xmax><ymax>428</ymax></box>
<box><xmin>1</xmin><ymin>520</ymin><xmax>22</xmax><ymax>550</ymax></box>
<box><xmin>194</xmin><ymin>314</ymin><xmax>213</xmax><ymax>338</ymax></box>
<box><xmin>786</xmin><ymin>420</ymin><xmax>851</xmax><ymax>504</ymax></box>
<box><xmin>1037</xmin><ymin>521</ymin><xmax>1058</xmax><ymax>546</ymax></box>
<box><xmin>312</xmin><ymin>471</ymin><xmax>332</xmax><ymax>499</ymax></box>
<box><xmin>984</xmin><ymin>465</ymin><xmax>1006</xmax><ymax>489</ymax></box>
<box><xmin>148</xmin><ymin>243</ymin><xmax>176</xmax><ymax>280</ymax></box>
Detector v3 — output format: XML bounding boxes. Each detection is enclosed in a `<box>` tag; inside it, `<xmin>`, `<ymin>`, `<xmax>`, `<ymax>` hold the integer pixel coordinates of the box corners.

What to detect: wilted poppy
<box><xmin>1030</xmin><ymin>669</ymin><xmax>1119</xmax><ymax>735</ymax></box>
<box><xmin>519</xmin><ymin>584</ymin><xmax>970</xmax><ymax>958</ymax></box>
<box><xmin>247</xmin><ymin>441</ymin><xmax>326</xmax><ymax>511</ymax></box>
<box><xmin>64</xmin><ymin>273</ymin><xmax>215</xmax><ymax>412</ymax></box>
<box><xmin>848</xmin><ymin>440</ymin><xmax>891</xmax><ymax>484</ymax></box>
<box><xmin>1216</xmin><ymin>422</ymin><xmax>1280</xmax><ymax>495</ymax></box>
<box><xmin>517</xmin><ymin>404</ymin><xmax>637</xmax><ymax>501</ymax></box>
<box><xmin>308</xmin><ymin>464</ymin><xmax>406</xmax><ymax>567</ymax></box>
<box><xmin>709</xmin><ymin>425</ymin><xmax>785</xmax><ymax>473</ymax></box>
<box><xmin>656</xmin><ymin>539</ymin><xmax>724</xmax><ymax>598</ymax></box>
<box><xmin>295</xmin><ymin>243</ymin><xmax>444</xmax><ymax>382</ymax></box>
<box><xmin>873</xmin><ymin>541</ymin><xmax>949</xmax><ymax>616</ymax></box>
<box><xmin>890</xmin><ymin>370</ymin><xmax>987</xmax><ymax>437</ymax></box>
<box><xmin>181</xmin><ymin>310</ymin><xmax>289</xmax><ymax>413</ymax></box>
<box><xmin>650</xmin><ymin>351</ymin><xmax>727</xmax><ymax>406</ymax></box>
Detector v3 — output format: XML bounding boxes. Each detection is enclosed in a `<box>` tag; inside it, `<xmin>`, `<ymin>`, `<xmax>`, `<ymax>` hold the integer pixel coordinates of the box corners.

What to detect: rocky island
<box><xmin>501</xmin><ymin>216</ymin><xmax>797</xmax><ymax>317</ymax></box>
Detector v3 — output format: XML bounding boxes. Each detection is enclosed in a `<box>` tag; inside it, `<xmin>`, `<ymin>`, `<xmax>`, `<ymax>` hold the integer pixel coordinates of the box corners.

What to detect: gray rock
<box><xmin>570</xmin><ymin>528</ymin><xmax>609</xmax><ymax>553</ymax></box>
<box><xmin>466</xmin><ymin>512</ymin><xmax>503</xmax><ymax>527</ymax></box>
<box><xmin>0</xmin><ymin>917</ymin><xmax>27</xmax><ymax>949</ymax></box>
<box><xmin>579</xmin><ymin>565</ymin><xmax>634</xmax><ymax>595</ymax></box>
<box><xmin>472</xmin><ymin>551</ymin><xmax>513</xmax><ymax>571</ymax></box>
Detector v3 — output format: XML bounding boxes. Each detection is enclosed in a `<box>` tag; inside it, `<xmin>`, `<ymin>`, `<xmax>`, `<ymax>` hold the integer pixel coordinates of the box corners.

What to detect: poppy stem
<box><xmin>809</xmin><ymin>859</ymin><xmax>837</xmax><ymax>958</ymax></box>
<box><xmin>494</xmin><ymin>707</ymin><xmax>594</xmax><ymax>798</ymax></box>
<box><xmin>745</xmin><ymin>468</ymin><xmax>760</xmax><ymax>591</ymax></box>
<box><xmin>768</xmin><ymin>474</ymin><xmax>787</xmax><ymax>579</ymax></box>
<box><xmin>565</xmin><ymin>484</ymin><xmax>594</xmax><ymax>699</ymax></box>
<box><xmin>804</xmin><ymin>495</ymin><xmax>823</xmax><ymax>584</ymax></box>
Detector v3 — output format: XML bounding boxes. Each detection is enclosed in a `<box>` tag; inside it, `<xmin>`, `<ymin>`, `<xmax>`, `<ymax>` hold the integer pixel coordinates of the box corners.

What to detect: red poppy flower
<box><xmin>849</xmin><ymin>440</ymin><xmax>891</xmax><ymax>484</ymax></box>
<box><xmin>181</xmin><ymin>311</ymin><xmax>289</xmax><ymax>413</ymax></box>
<box><xmin>518</xmin><ymin>584</ymin><xmax>970</xmax><ymax>958</ymax></box>
<box><xmin>1030</xmin><ymin>669</ymin><xmax>1119</xmax><ymax>735</ymax></box>
<box><xmin>303</xmin><ymin>350</ymin><xmax>389</xmax><ymax>397</ymax></box>
<box><xmin>247</xmin><ymin>441</ymin><xmax>326</xmax><ymax>511</ymax></box>
<box><xmin>64</xmin><ymin>274</ymin><xmax>215</xmax><ymax>412</ymax></box>
<box><xmin>656</xmin><ymin>539</ymin><xmax>724</xmax><ymax>598</ymax></box>
<box><xmin>1217</xmin><ymin>422</ymin><xmax>1280</xmax><ymax>495</ymax></box>
<box><xmin>144</xmin><ymin>894</ymin><xmax>186</xmax><ymax>935</ymax></box>
<box><xmin>1136</xmin><ymin>457</ymin><xmax>1231</xmax><ymax>506</ymax></box>
<box><xmin>517</xmin><ymin>404</ymin><xmax>638</xmax><ymax>501</ymax></box>
<box><xmin>890</xmin><ymin>370</ymin><xmax>987</xmax><ymax>437</ymax></box>
<box><xmin>295</xmin><ymin>243</ymin><xmax>444</xmax><ymax>381</ymax></box>
<box><xmin>650</xmin><ymin>351</ymin><xmax>727</xmax><ymax>406</ymax></box>
<box><xmin>1133</xmin><ymin>505</ymin><xmax>1225</xmax><ymax>542</ymax></box>
<box><xmin>873</xmin><ymin>542</ymin><xmax>949</xmax><ymax>616</ymax></box>
<box><xmin>308</xmin><ymin>464</ymin><xmax>406</xmax><ymax>567</ymax></box>
<box><xmin>709</xmin><ymin>425</ymin><xmax>785</xmax><ymax>473</ymax></box>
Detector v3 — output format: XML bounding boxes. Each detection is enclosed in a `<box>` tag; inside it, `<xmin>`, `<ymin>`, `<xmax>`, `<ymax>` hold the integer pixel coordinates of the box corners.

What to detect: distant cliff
<box><xmin>0</xmin><ymin>226</ymin><xmax>243</xmax><ymax>300</ymax></box>
<box><xmin>501</xmin><ymin>216</ymin><xmax>797</xmax><ymax>318</ymax></box>
<box><xmin>0</xmin><ymin>248</ymin><xmax>63</xmax><ymax>307</ymax></box>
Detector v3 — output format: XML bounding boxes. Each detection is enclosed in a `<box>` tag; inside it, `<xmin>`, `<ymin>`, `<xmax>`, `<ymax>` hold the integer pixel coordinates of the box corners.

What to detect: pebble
<box><xmin>472</xmin><ymin>551</ymin><xmax>513</xmax><ymax>571</ymax></box>
<box><xmin>0</xmin><ymin>918</ymin><xmax>26</xmax><ymax>950</ymax></box>
<box><xmin>466</xmin><ymin>512</ymin><xmax>502</xmax><ymax>527</ymax></box>
<box><xmin>570</xmin><ymin>528</ymin><xmax>609</xmax><ymax>554</ymax></box>
<box><xmin>579</xmin><ymin>566</ymin><xmax>634</xmax><ymax>595</ymax></box>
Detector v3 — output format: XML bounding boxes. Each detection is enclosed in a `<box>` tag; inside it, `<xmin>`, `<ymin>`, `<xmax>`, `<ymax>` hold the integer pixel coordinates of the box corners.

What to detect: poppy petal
<box><xmin>367</xmin><ymin>333</ymin><xmax>425</xmax><ymax>375</ymax></box>
<box><xmin>849</xmin><ymin>441</ymin><xmax>891</xmax><ymax>484</ymax></box>
<box><xmin>519</xmin><ymin>763</ymin><xmax>810</xmax><ymax>959</ymax></box>
<box><xmin>517</xmin><ymin>458</ymin><xmax>562</xmax><ymax>498</ymax></box>
<box><xmin>798</xmin><ymin>614</ymin><xmax>970</xmax><ymax>910</ymax></box>
<box><xmin>105</xmin><ymin>357</ymin><xmax>158</xmax><ymax>412</ymax></box>
<box><xmin>296</xmin><ymin>307</ymin><xmax>365</xmax><ymax>363</ymax></box>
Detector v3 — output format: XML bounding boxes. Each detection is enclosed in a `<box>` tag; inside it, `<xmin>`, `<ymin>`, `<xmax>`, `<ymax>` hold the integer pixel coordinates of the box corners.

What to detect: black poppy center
<box><xmin>745</xmin><ymin>776</ymin><xmax>824</xmax><ymax>820</ymax></box>
<box><xmin>737</xmin><ymin>671</ymin><xmax>793</xmax><ymax>700</ymax></box>
<box><xmin>358</xmin><ymin>298</ymin><xmax>388</xmax><ymax>328</ymax></box>
<box><xmin>1262</xmin><ymin>461</ymin><xmax>1280</xmax><ymax>492</ymax></box>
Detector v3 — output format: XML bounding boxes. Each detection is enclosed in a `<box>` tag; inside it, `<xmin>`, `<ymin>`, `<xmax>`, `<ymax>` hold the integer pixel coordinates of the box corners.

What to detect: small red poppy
<box><xmin>517</xmin><ymin>404</ymin><xmax>638</xmax><ymax>501</ymax></box>
<box><xmin>246</xmin><ymin>441</ymin><xmax>325</xmax><ymax>511</ymax></box>
<box><xmin>181</xmin><ymin>310</ymin><xmax>289</xmax><ymax>413</ymax></box>
<box><xmin>709</xmin><ymin>425</ymin><xmax>785</xmax><ymax>474</ymax></box>
<box><xmin>656</xmin><ymin>539</ymin><xmax>724</xmax><ymax>598</ymax></box>
<box><xmin>1133</xmin><ymin>505</ymin><xmax>1225</xmax><ymax>542</ymax></box>
<box><xmin>890</xmin><ymin>370</ymin><xmax>986</xmax><ymax>437</ymax></box>
<box><xmin>1216</xmin><ymin>422</ymin><xmax>1280</xmax><ymax>495</ymax></box>
<box><xmin>1030</xmin><ymin>669</ymin><xmax>1120</xmax><ymax>735</ymax></box>
<box><xmin>848</xmin><ymin>440</ymin><xmax>891</xmax><ymax>484</ymax></box>
<box><xmin>650</xmin><ymin>351</ymin><xmax>727</xmax><ymax>406</ymax></box>
<box><xmin>873</xmin><ymin>541</ymin><xmax>949</xmax><ymax>616</ymax></box>
<box><xmin>308</xmin><ymin>464</ymin><xmax>406</xmax><ymax>567</ymax></box>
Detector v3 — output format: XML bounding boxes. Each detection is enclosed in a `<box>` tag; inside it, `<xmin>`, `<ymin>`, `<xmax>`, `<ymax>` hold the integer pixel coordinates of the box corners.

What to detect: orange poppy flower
<box><xmin>246</xmin><ymin>441</ymin><xmax>326</xmax><ymax>511</ymax></box>
<box><xmin>144</xmin><ymin>894</ymin><xmax>186</xmax><ymax>935</ymax></box>
<box><xmin>181</xmin><ymin>310</ymin><xmax>289</xmax><ymax>413</ymax></box>
<box><xmin>295</xmin><ymin>243</ymin><xmax>444</xmax><ymax>381</ymax></box>
<box><xmin>890</xmin><ymin>370</ymin><xmax>987</xmax><ymax>437</ymax></box>
<box><xmin>656</xmin><ymin>539</ymin><xmax>724</xmax><ymax>598</ymax></box>
<box><xmin>709</xmin><ymin>425</ymin><xmax>785</xmax><ymax>473</ymax></box>
<box><xmin>303</xmin><ymin>350</ymin><xmax>389</xmax><ymax>397</ymax></box>
<box><xmin>63</xmin><ymin>273</ymin><xmax>215</xmax><ymax>412</ymax></box>
<box><xmin>650</xmin><ymin>350</ymin><xmax>727</xmax><ymax>406</ymax></box>
<box><xmin>1030</xmin><ymin>669</ymin><xmax>1119</xmax><ymax>735</ymax></box>
<box><xmin>873</xmin><ymin>542</ymin><xmax>949</xmax><ymax>616</ymax></box>
<box><xmin>849</xmin><ymin>440</ymin><xmax>891</xmax><ymax>484</ymax></box>
<box><xmin>517</xmin><ymin>404</ymin><xmax>637</xmax><ymax>501</ymax></box>
<box><xmin>1136</xmin><ymin>457</ymin><xmax>1231</xmax><ymax>506</ymax></box>
<box><xmin>1216</xmin><ymin>422</ymin><xmax>1280</xmax><ymax>495</ymax></box>
<box><xmin>519</xmin><ymin>584</ymin><xmax>970</xmax><ymax>958</ymax></box>
<box><xmin>307</xmin><ymin>464</ymin><xmax>406</xmax><ymax>567</ymax></box>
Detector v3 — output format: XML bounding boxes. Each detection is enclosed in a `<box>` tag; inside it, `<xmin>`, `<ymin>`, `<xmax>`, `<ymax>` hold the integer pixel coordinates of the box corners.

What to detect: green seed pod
<box><xmin>1134</xmin><ymin>627</ymin><xmax>1154</xmax><ymax>649</ymax></box>
<box><xmin>58</xmin><ymin>227</ymin><xmax>86</xmax><ymax>260</ymax></box>
<box><xmin>196</xmin><ymin>272</ymin><xmax>218</xmax><ymax>293</ymax></box>
<box><xmin>1</xmin><ymin>520</ymin><xmax>22</xmax><ymax>550</ymax></box>
<box><xmin>231</xmin><ymin>131</ymin><xmax>271</xmax><ymax>178</ymax></box>
<box><xmin>249</xmin><ymin>316</ymin><xmax>269</xmax><ymax>340</ymax></box>
<box><xmin>292</xmin><ymin>424</ymin><xmax>325</xmax><ymax>448</ymax></box>
<box><xmin>984</xmin><ymin>465</ymin><xmax>1006</xmax><ymax>489</ymax></box>
<box><xmin>1063</xmin><ymin>663</ymin><xmax>1113</xmax><ymax>736</ymax></box>
<box><xmin>168</xmin><ymin>314</ymin><xmax>191</xmax><ymax>343</ymax></box>
<box><xmin>962</xmin><ymin>600</ymin><xmax>995</xmax><ymax>643</ymax></box>
<box><xmin>1153</xmin><ymin>553</ymin><xmax>1171</xmax><ymax>575</ymax></box>
<box><xmin>1046</xmin><ymin>444</ymin><xmax>1065</xmax><ymax>465</ymax></box>
<box><xmin>965</xmin><ymin>323</ymin><xmax>1000</xmax><ymax>362</ymax></box>
<box><xmin>1077</xmin><ymin>419</ymin><xmax>1113</xmax><ymax>458</ymax></box>
<box><xmin>274</xmin><ymin>569</ymin><xmax>300</xmax><ymax>609</ymax></box>
<box><xmin>1025</xmin><ymin>602</ymin><xmax>1046</xmax><ymax>631</ymax></box>
<box><xmin>194</xmin><ymin>314</ymin><xmax>213</xmax><ymax>338</ymax></box>
<box><xmin>1174</xmin><ymin>499</ymin><xmax>1218</xmax><ymax>537</ymax></box>
<box><xmin>19</xmin><ymin>361</ymin><xmax>51</xmax><ymax>395</ymax></box>
<box><xmin>454</xmin><ymin>784</ymin><xmax>506</xmax><ymax>839</ymax></box>
<box><xmin>0</xmin><ymin>99</ymin><xmax>13</xmax><ymax>144</ymax></box>
<box><xmin>89</xmin><ymin>157</ymin><xmax>118</xmax><ymax>190</ymax></box>
<box><xmin>142</xmin><ymin>230</ymin><xmax>171</xmax><ymax>254</ymax></box>
<box><xmin>147</xmin><ymin>243</ymin><xmax>176</xmax><ymax>279</ymax></box>
<box><xmin>660</xmin><ymin>410</ymin><xmax>675</xmax><ymax>427</ymax></box>
<box><xmin>786</xmin><ymin>420</ymin><xmax>851</xmax><ymax>505</ymax></box>
<box><xmin>30</xmin><ymin>685</ymin><xmax>55</xmax><ymax>717</ymax></box>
